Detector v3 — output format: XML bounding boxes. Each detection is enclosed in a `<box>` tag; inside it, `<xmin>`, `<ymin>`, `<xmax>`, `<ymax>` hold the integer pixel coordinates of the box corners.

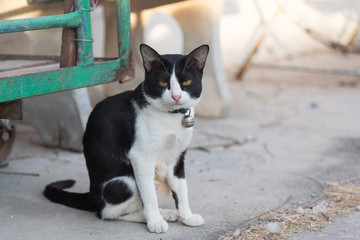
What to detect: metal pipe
<box><xmin>74</xmin><ymin>0</ymin><xmax>94</xmax><ymax>65</ymax></box>
<box><xmin>0</xmin><ymin>11</ymin><xmax>81</xmax><ymax>34</ymax></box>
<box><xmin>0</xmin><ymin>60</ymin><xmax>130</xmax><ymax>103</ymax></box>
<box><xmin>115</xmin><ymin>0</ymin><xmax>131</xmax><ymax>63</ymax></box>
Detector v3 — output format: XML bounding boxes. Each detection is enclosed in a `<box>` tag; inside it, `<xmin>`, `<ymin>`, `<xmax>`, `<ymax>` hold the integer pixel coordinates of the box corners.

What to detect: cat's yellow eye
<box><xmin>183</xmin><ymin>80</ymin><xmax>192</xmax><ymax>86</ymax></box>
<box><xmin>159</xmin><ymin>81</ymin><xmax>168</xmax><ymax>87</ymax></box>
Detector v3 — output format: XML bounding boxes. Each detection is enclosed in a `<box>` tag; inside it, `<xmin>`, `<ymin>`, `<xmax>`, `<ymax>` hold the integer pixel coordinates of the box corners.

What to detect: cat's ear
<box><xmin>140</xmin><ymin>44</ymin><xmax>163</xmax><ymax>72</ymax></box>
<box><xmin>186</xmin><ymin>45</ymin><xmax>209</xmax><ymax>71</ymax></box>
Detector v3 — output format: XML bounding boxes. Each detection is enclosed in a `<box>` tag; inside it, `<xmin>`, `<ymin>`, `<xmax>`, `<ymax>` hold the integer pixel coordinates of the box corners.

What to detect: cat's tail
<box><xmin>44</xmin><ymin>180</ymin><xmax>97</xmax><ymax>212</ymax></box>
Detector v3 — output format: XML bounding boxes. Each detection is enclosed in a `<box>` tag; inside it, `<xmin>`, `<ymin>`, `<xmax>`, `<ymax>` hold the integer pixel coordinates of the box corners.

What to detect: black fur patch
<box><xmin>102</xmin><ymin>179</ymin><xmax>133</xmax><ymax>205</ymax></box>
<box><xmin>172</xmin><ymin>190</ymin><xmax>179</xmax><ymax>209</ymax></box>
<box><xmin>83</xmin><ymin>90</ymin><xmax>137</xmax><ymax>182</ymax></box>
<box><xmin>174</xmin><ymin>151</ymin><xmax>186</xmax><ymax>179</ymax></box>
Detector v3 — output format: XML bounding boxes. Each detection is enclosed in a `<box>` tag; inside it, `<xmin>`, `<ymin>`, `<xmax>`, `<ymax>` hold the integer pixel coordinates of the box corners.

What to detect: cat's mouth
<box><xmin>170</xmin><ymin>102</ymin><xmax>182</xmax><ymax>107</ymax></box>
<box><xmin>168</xmin><ymin>101</ymin><xmax>190</xmax><ymax>109</ymax></box>
<box><xmin>165</xmin><ymin>98</ymin><xmax>198</xmax><ymax>111</ymax></box>
<box><xmin>168</xmin><ymin>105</ymin><xmax>183</xmax><ymax>111</ymax></box>
<box><xmin>164</xmin><ymin>103</ymin><xmax>184</xmax><ymax>112</ymax></box>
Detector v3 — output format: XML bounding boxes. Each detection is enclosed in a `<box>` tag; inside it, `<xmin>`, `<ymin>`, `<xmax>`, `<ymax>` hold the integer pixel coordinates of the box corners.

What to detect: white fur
<box><xmin>127</xmin><ymin>67</ymin><xmax>203</xmax><ymax>233</ymax></box>
<box><xmin>169</xmin><ymin>67</ymin><xmax>182</xmax><ymax>99</ymax></box>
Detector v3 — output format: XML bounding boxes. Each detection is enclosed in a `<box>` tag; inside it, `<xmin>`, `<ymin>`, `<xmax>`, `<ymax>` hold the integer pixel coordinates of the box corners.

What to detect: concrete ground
<box><xmin>1</xmin><ymin>52</ymin><xmax>360</xmax><ymax>240</ymax></box>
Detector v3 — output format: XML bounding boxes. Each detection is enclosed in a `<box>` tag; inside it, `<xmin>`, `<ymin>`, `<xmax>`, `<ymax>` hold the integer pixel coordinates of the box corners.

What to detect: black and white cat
<box><xmin>44</xmin><ymin>44</ymin><xmax>209</xmax><ymax>233</ymax></box>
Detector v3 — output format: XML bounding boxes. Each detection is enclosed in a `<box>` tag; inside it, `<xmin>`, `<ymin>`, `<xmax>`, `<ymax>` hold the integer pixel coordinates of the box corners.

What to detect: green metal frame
<box><xmin>0</xmin><ymin>0</ymin><xmax>132</xmax><ymax>103</ymax></box>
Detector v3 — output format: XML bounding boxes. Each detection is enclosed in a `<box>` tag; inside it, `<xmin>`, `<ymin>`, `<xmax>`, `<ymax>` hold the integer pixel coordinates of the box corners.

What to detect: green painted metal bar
<box><xmin>0</xmin><ymin>0</ymin><xmax>133</xmax><ymax>104</ymax></box>
<box><xmin>116</xmin><ymin>0</ymin><xmax>132</xmax><ymax>64</ymax></box>
<box><xmin>0</xmin><ymin>58</ymin><xmax>128</xmax><ymax>103</ymax></box>
<box><xmin>74</xmin><ymin>0</ymin><xmax>94</xmax><ymax>65</ymax></box>
<box><xmin>0</xmin><ymin>11</ymin><xmax>81</xmax><ymax>34</ymax></box>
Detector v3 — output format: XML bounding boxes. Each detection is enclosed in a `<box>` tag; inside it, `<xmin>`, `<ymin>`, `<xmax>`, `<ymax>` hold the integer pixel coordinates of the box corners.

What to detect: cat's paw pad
<box><xmin>180</xmin><ymin>214</ymin><xmax>204</xmax><ymax>227</ymax></box>
<box><xmin>147</xmin><ymin>219</ymin><xmax>169</xmax><ymax>233</ymax></box>
<box><xmin>160</xmin><ymin>209</ymin><xmax>178</xmax><ymax>222</ymax></box>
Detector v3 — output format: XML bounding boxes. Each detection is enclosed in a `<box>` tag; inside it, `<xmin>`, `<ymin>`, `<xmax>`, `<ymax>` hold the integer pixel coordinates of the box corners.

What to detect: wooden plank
<box><xmin>60</xmin><ymin>0</ymin><xmax>77</xmax><ymax>68</ymax></box>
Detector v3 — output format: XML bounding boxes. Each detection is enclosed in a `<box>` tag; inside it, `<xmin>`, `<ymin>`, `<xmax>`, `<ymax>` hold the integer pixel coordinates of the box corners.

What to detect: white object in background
<box><xmin>144</xmin><ymin>13</ymin><xmax>184</xmax><ymax>54</ymax></box>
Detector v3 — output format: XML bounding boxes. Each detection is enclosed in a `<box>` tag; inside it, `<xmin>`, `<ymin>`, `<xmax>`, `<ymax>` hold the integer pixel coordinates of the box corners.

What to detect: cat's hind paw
<box><xmin>180</xmin><ymin>214</ymin><xmax>204</xmax><ymax>227</ymax></box>
<box><xmin>147</xmin><ymin>219</ymin><xmax>169</xmax><ymax>233</ymax></box>
<box><xmin>160</xmin><ymin>209</ymin><xmax>178</xmax><ymax>222</ymax></box>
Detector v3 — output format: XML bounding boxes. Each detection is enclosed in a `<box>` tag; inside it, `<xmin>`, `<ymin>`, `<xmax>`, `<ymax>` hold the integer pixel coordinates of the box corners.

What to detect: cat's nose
<box><xmin>172</xmin><ymin>95</ymin><xmax>181</xmax><ymax>102</ymax></box>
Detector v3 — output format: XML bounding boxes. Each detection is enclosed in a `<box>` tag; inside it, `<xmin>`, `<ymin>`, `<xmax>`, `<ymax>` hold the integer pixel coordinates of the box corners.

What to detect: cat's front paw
<box><xmin>160</xmin><ymin>209</ymin><xmax>178</xmax><ymax>222</ymax></box>
<box><xmin>180</xmin><ymin>214</ymin><xmax>204</xmax><ymax>227</ymax></box>
<box><xmin>147</xmin><ymin>219</ymin><xmax>169</xmax><ymax>233</ymax></box>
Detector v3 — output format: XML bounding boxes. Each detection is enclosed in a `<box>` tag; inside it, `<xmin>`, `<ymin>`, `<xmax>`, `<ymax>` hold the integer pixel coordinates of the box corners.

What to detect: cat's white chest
<box><xmin>129</xmin><ymin>106</ymin><xmax>193</xmax><ymax>196</ymax></box>
<box><xmin>130</xmin><ymin>106</ymin><xmax>193</xmax><ymax>167</ymax></box>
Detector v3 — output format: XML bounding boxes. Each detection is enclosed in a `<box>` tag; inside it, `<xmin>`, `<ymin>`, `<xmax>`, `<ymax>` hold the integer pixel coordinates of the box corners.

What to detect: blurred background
<box><xmin>1</xmin><ymin>0</ymin><xmax>359</xmax><ymax>108</ymax></box>
<box><xmin>1</xmin><ymin>0</ymin><xmax>359</xmax><ymax>150</ymax></box>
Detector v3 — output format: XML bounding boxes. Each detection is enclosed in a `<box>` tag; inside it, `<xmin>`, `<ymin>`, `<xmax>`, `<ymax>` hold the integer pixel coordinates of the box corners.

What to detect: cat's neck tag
<box><xmin>168</xmin><ymin>108</ymin><xmax>194</xmax><ymax>128</ymax></box>
<box><xmin>181</xmin><ymin>109</ymin><xmax>194</xmax><ymax>128</ymax></box>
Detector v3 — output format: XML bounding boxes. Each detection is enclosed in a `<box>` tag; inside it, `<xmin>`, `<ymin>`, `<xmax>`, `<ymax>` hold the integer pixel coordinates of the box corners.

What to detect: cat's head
<box><xmin>139</xmin><ymin>44</ymin><xmax>209</xmax><ymax>112</ymax></box>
